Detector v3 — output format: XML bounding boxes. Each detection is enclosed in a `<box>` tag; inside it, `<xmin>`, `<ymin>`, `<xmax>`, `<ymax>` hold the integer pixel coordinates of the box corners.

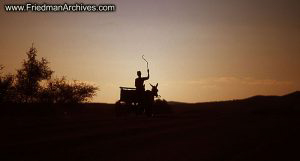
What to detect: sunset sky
<box><xmin>1</xmin><ymin>0</ymin><xmax>299</xmax><ymax>103</ymax></box>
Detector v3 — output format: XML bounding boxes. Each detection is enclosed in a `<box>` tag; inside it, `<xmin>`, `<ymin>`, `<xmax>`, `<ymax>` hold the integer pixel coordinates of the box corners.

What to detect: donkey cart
<box><xmin>115</xmin><ymin>84</ymin><xmax>159</xmax><ymax>117</ymax></box>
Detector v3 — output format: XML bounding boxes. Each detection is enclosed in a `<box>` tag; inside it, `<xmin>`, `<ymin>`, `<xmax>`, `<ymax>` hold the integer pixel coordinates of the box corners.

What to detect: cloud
<box><xmin>166</xmin><ymin>77</ymin><xmax>293</xmax><ymax>89</ymax></box>
<box><xmin>215</xmin><ymin>76</ymin><xmax>293</xmax><ymax>86</ymax></box>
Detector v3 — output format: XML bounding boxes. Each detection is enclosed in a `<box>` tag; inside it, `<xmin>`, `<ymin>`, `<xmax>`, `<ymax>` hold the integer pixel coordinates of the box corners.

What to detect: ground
<box><xmin>1</xmin><ymin>103</ymin><xmax>300</xmax><ymax>161</ymax></box>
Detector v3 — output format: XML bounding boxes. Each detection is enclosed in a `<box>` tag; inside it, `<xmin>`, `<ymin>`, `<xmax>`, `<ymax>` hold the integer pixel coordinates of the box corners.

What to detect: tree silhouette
<box><xmin>0</xmin><ymin>66</ymin><xmax>15</xmax><ymax>103</ymax></box>
<box><xmin>1</xmin><ymin>45</ymin><xmax>98</xmax><ymax>104</ymax></box>
<box><xmin>15</xmin><ymin>45</ymin><xmax>53</xmax><ymax>103</ymax></box>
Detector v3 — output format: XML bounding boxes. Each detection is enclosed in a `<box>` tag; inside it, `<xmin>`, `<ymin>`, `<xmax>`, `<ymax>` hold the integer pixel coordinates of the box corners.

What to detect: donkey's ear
<box><xmin>156</xmin><ymin>83</ymin><xmax>158</xmax><ymax>87</ymax></box>
<box><xmin>149</xmin><ymin>83</ymin><xmax>154</xmax><ymax>87</ymax></box>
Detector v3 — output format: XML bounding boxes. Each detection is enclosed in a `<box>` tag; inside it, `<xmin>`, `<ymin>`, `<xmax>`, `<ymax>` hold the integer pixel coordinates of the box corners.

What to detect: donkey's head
<box><xmin>149</xmin><ymin>83</ymin><xmax>159</xmax><ymax>97</ymax></box>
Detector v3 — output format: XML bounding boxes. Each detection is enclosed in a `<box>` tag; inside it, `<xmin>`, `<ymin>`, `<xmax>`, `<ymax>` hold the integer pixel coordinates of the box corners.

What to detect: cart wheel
<box><xmin>115</xmin><ymin>100</ymin><xmax>123</xmax><ymax>117</ymax></box>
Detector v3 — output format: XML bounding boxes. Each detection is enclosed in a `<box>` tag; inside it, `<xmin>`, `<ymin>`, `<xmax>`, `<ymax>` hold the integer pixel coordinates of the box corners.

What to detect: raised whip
<box><xmin>142</xmin><ymin>55</ymin><xmax>149</xmax><ymax>70</ymax></box>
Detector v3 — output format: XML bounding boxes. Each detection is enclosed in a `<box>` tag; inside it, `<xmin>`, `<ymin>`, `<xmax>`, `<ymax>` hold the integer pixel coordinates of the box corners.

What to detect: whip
<box><xmin>142</xmin><ymin>55</ymin><xmax>149</xmax><ymax>71</ymax></box>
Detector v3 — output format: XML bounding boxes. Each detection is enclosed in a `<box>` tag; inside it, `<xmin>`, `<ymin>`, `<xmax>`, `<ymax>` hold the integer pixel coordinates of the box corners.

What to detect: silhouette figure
<box><xmin>135</xmin><ymin>69</ymin><xmax>149</xmax><ymax>93</ymax></box>
<box><xmin>135</xmin><ymin>69</ymin><xmax>149</xmax><ymax>106</ymax></box>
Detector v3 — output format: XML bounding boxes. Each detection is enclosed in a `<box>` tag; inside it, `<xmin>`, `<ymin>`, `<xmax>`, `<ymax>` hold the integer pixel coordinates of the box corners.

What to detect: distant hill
<box><xmin>243</xmin><ymin>91</ymin><xmax>300</xmax><ymax>105</ymax></box>
<box><xmin>192</xmin><ymin>91</ymin><xmax>300</xmax><ymax>105</ymax></box>
<box><xmin>168</xmin><ymin>101</ymin><xmax>193</xmax><ymax>105</ymax></box>
<box><xmin>282</xmin><ymin>91</ymin><xmax>300</xmax><ymax>100</ymax></box>
<box><xmin>178</xmin><ymin>91</ymin><xmax>300</xmax><ymax>115</ymax></box>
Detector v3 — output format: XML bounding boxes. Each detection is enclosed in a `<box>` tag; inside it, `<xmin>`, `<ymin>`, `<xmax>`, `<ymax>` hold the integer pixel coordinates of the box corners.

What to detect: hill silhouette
<box><xmin>244</xmin><ymin>91</ymin><xmax>300</xmax><ymax>103</ymax></box>
<box><xmin>169</xmin><ymin>91</ymin><xmax>300</xmax><ymax>107</ymax></box>
<box><xmin>1</xmin><ymin>91</ymin><xmax>300</xmax><ymax>161</ymax></box>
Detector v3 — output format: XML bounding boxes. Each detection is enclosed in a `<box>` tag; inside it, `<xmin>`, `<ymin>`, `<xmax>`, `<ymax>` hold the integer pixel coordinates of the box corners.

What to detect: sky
<box><xmin>0</xmin><ymin>0</ymin><xmax>299</xmax><ymax>103</ymax></box>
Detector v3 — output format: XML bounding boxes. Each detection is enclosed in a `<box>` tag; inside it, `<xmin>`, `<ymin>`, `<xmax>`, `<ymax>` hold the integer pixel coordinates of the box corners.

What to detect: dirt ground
<box><xmin>1</xmin><ymin>103</ymin><xmax>300</xmax><ymax>161</ymax></box>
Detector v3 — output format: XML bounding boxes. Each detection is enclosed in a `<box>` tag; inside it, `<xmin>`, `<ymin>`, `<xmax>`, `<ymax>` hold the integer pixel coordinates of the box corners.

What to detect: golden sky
<box><xmin>1</xmin><ymin>0</ymin><xmax>299</xmax><ymax>103</ymax></box>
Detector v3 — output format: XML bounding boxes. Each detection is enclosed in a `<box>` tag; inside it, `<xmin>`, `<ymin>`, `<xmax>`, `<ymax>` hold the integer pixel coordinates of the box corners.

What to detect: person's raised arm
<box><xmin>145</xmin><ymin>69</ymin><xmax>150</xmax><ymax>80</ymax></box>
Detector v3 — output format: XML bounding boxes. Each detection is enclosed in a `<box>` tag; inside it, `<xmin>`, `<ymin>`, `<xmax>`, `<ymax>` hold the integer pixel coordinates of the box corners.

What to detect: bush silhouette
<box><xmin>39</xmin><ymin>77</ymin><xmax>98</xmax><ymax>103</ymax></box>
<box><xmin>153</xmin><ymin>99</ymin><xmax>173</xmax><ymax>114</ymax></box>
<box><xmin>0</xmin><ymin>45</ymin><xmax>98</xmax><ymax>104</ymax></box>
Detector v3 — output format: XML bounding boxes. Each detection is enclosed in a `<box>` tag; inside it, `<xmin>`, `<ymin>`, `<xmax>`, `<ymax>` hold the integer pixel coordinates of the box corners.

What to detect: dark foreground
<box><xmin>1</xmin><ymin>100</ymin><xmax>300</xmax><ymax>161</ymax></box>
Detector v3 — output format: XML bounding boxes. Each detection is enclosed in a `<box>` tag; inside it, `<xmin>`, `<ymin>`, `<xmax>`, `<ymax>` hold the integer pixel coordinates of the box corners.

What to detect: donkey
<box><xmin>142</xmin><ymin>83</ymin><xmax>159</xmax><ymax>116</ymax></box>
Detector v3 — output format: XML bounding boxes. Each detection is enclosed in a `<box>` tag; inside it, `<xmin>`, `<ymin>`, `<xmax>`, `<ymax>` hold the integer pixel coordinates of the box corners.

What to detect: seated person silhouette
<box><xmin>135</xmin><ymin>69</ymin><xmax>149</xmax><ymax>103</ymax></box>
